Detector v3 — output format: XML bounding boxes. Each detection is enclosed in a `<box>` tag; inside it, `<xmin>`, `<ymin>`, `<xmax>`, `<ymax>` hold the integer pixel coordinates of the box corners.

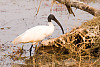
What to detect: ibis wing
<box><xmin>20</xmin><ymin>26</ymin><xmax>53</xmax><ymax>43</ymax></box>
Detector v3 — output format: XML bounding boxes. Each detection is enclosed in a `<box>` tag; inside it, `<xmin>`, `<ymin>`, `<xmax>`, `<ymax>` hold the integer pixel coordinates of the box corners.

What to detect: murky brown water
<box><xmin>0</xmin><ymin>0</ymin><xmax>100</xmax><ymax>66</ymax></box>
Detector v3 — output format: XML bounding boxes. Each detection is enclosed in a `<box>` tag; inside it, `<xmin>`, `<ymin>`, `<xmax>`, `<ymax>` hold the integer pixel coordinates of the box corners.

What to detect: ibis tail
<box><xmin>12</xmin><ymin>35</ymin><xmax>22</xmax><ymax>45</ymax></box>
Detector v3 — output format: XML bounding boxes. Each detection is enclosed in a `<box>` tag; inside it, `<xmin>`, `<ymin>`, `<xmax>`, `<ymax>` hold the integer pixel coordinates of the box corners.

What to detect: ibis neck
<box><xmin>48</xmin><ymin>22</ymin><xmax>54</xmax><ymax>27</ymax></box>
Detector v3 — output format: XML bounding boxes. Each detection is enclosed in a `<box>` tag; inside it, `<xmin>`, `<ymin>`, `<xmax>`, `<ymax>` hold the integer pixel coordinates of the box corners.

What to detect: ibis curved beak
<box><xmin>54</xmin><ymin>18</ymin><xmax>64</xmax><ymax>34</ymax></box>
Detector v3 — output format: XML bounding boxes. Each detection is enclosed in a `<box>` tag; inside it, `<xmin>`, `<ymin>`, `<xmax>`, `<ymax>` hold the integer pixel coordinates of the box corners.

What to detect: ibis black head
<box><xmin>48</xmin><ymin>14</ymin><xmax>64</xmax><ymax>34</ymax></box>
<box><xmin>48</xmin><ymin>14</ymin><xmax>55</xmax><ymax>22</ymax></box>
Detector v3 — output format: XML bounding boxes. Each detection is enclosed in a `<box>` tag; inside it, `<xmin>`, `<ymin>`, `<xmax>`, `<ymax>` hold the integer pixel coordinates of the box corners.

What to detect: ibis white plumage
<box><xmin>12</xmin><ymin>14</ymin><xmax>64</xmax><ymax>56</ymax></box>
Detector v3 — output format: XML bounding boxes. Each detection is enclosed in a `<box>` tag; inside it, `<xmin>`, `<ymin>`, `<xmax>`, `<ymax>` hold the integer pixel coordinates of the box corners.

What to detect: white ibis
<box><xmin>12</xmin><ymin>14</ymin><xmax>64</xmax><ymax>56</ymax></box>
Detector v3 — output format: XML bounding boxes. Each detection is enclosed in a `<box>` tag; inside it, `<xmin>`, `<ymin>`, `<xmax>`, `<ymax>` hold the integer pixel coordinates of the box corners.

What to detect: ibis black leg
<box><xmin>30</xmin><ymin>45</ymin><xmax>33</xmax><ymax>56</ymax></box>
